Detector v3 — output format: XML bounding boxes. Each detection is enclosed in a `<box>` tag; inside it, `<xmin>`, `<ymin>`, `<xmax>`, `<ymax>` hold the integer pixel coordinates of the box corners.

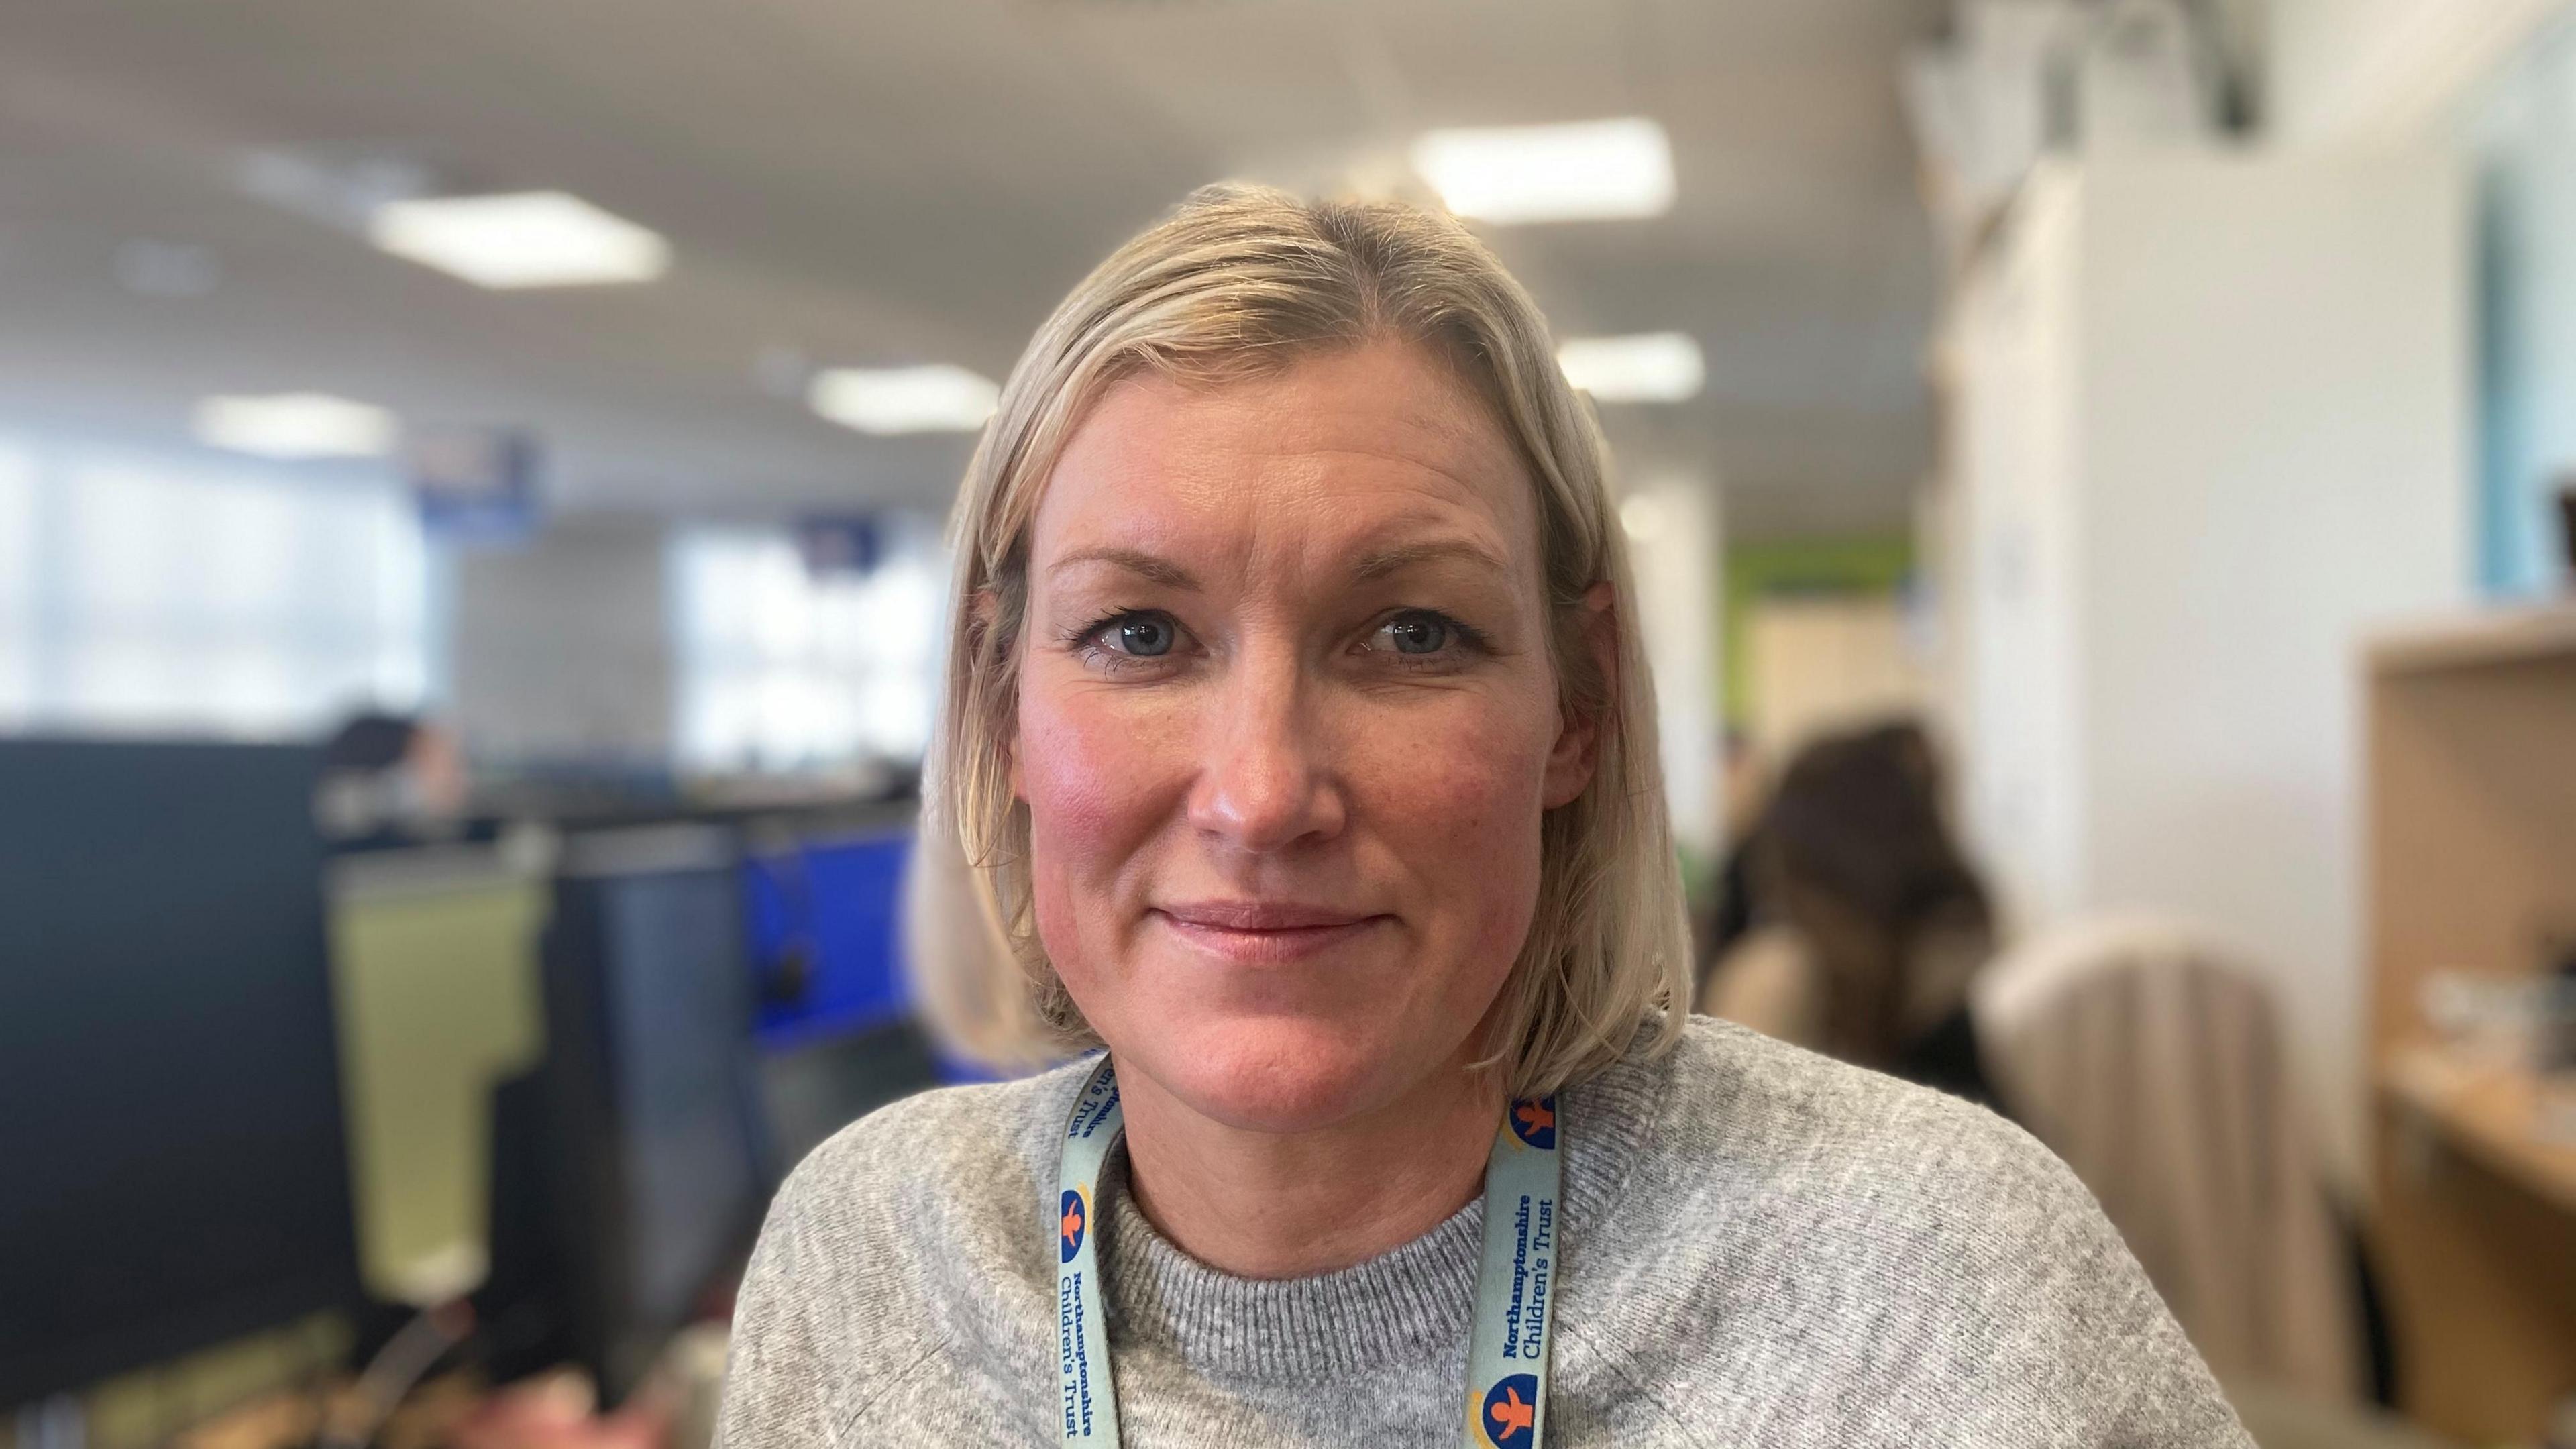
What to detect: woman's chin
<box><xmin>1124</xmin><ymin>1017</ymin><xmax>1435</xmax><ymax>1136</ymax></box>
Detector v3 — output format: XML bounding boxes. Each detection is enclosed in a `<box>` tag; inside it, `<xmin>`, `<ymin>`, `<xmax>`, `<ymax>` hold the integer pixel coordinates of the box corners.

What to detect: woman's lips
<box><xmin>1152</xmin><ymin>901</ymin><xmax>1388</xmax><ymax>963</ymax></box>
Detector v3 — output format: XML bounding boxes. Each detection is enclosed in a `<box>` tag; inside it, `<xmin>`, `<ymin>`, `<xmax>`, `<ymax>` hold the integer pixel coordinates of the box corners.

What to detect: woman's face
<box><xmin>1013</xmin><ymin>340</ymin><xmax>1599</xmax><ymax>1135</ymax></box>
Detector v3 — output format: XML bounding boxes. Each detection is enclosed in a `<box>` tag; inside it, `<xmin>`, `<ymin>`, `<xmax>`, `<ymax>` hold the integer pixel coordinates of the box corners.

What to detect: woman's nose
<box><xmin>1185</xmin><ymin>649</ymin><xmax>1345</xmax><ymax>854</ymax></box>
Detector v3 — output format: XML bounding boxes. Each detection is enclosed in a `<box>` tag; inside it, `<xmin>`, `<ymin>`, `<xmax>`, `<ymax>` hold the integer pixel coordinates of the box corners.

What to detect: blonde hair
<box><xmin>916</xmin><ymin>183</ymin><xmax>1690</xmax><ymax>1098</ymax></box>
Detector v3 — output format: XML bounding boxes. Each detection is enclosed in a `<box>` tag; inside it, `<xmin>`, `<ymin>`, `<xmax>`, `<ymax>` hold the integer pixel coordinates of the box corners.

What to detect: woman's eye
<box><xmin>1076</xmin><ymin>610</ymin><xmax>1181</xmax><ymax>661</ymax></box>
<box><xmin>1375</xmin><ymin>611</ymin><xmax>1456</xmax><ymax>656</ymax></box>
<box><xmin>1114</xmin><ymin>614</ymin><xmax>1176</xmax><ymax>657</ymax></box>
<box><xmin>1385</xmin><ymin>614</ymin><xmax>1448</xmax><ymax>654</ymax></box>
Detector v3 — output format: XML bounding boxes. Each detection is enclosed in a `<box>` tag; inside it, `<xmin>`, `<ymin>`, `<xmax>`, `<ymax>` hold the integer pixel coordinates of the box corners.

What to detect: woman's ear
<box><xmin>1542</xmin><ymin>580</ymin><xmax>1618</xmax><ymax>808</ymax></box>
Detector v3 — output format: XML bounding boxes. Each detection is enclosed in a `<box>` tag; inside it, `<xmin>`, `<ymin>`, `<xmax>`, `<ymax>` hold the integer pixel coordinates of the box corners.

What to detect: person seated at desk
<box><xmin>1700</xmin><ymin>718</ymin><xmax>2006</xmax><ymax>1110</ymax></box>
<box><xmin>314</xmin><ymin>710</ymin><xmax>481</xmax><ymax>852</ymax></box>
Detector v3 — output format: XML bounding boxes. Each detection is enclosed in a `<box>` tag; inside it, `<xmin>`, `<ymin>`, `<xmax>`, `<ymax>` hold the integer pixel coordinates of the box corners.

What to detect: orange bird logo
<box><xmin>1481</xmin><ymin>1373</ymin><xmax>1540</xmax><ymax>1444</ymax></box>
<box><xmin>1057</xmin><ymin>1188</ymin><xmax>1087</xmax><ymax>1263</ymax></box>
<box><xmin>1486</xmin><ymin>1382</ymin><xmax>1536</xmax><ymax>1441</ymax></box>
<box><xmin>1509</xmin><ymin>1097</ymin><xmax>1557</xmax><ymax>1148</ymax></box>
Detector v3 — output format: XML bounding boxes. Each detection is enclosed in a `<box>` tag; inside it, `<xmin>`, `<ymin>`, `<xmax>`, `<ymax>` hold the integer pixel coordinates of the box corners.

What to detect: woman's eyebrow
<box><xmin>1047</xmin><ymin>547</ymin><xmax>1199</xmax><ymax>590</ymax></box>
<box><xmin>1348</xmin><ymin>538</ymin><xmax>1509</xmax><ymax>584</ymax></box>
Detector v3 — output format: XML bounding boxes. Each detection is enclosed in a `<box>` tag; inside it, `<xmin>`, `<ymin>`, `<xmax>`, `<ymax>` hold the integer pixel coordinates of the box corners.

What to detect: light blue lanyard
<box><xmin>1053</xmin><ymin>1056</ymin><xmax>1564</xmax><ymax>1448</ymax></box>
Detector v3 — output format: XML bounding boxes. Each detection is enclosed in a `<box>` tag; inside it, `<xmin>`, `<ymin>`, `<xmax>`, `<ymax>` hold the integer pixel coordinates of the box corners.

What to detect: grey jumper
<box><xmin>716</xmin><ymin>1016</ymin><xmax>2252</xmax><ymax>1447</ymax></box>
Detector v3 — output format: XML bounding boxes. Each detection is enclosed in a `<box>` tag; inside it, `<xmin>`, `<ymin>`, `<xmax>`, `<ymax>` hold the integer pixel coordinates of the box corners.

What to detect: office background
<box><xmin>4</xmin><ymin>2</ymin><xmax>2575</xmax><ymax>1446</ymax></box>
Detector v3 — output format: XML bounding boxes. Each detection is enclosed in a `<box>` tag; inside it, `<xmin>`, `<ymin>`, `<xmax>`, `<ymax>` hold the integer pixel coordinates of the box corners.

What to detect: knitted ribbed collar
<box><xmin>1093</xmin><ymin>1026</ymin><xmax>1672</xmax><ymax>1382</ymax></box>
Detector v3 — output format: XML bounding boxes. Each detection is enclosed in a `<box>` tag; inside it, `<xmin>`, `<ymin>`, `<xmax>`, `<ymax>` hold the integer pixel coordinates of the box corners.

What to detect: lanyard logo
<box><xmin>1479</xmin><ymin>1373</ymin><xmax>1542</xmax><ymax>1444</ymax></box>
<box><xmin>1059</xmin><ymin>1187</ymin><xmax>1090</xmax><ymax>1263</ymax></box>
<box><xmin>1507</xmin><ymin>1097</ymin><xmax>1557</xmax><ymax>1150</ymax></box>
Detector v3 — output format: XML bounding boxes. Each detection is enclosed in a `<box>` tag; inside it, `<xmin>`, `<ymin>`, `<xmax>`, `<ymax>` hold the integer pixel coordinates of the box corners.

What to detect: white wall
<box><xmin>1945</xmin><ymin>152</ymin><xmax>2471</xmax><ymax>1175</ymax></box>
<box><xmin>2087</xmin><ymin>153</ymin><xmax>2469</xmax><ymax>1174</ymax></box>
<box><xmin>1619</xmin><ymin>477</ymin><xmax>1724</xmax><ymax>858</ymax></box>
<box><xmin>2267</xmin><ymin>0</ymin><xmax>2566</xmax><ymax>142</ymax></box>
<box><xmin>1744</xmin><ymin>596</ymin><xmax>1932</xmax><ymax>761</ymax></box>
<box><xmin>449</xmin><ymin>518</ymin><xmax>674</xmax><ymax>768</ymax></box>
<box><xmin>1944</xmin><ymin>168</ymin><xmax>2091</xmax><ymax>929</ymax></box>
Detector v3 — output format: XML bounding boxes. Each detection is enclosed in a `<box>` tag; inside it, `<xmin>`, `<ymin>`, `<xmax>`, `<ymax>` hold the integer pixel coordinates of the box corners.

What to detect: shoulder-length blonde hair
<box><xmin>913</xmin><ymin>183</ymin><xmax>1689</xmax><ymax>1099</ymax></box>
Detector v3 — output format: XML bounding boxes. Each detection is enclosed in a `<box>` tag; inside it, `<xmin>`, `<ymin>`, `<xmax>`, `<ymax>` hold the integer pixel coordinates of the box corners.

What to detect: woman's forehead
<box><xmin>1030</xmin><ymin>341</ymin><xmax>1539</xmax><ymax>577</ymax></box>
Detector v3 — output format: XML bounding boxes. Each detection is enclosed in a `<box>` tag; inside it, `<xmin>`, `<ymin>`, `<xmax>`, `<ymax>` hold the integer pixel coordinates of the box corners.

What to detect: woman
<box><xmin>716</xmin><ymin>187</ymin><xmax>2247</xmax><ymax>1447</ymax></box>
<box><xmin>1701</xmin><ymin>719</ymin><xmax>2006</xmax><ymax>1109</ymax></box>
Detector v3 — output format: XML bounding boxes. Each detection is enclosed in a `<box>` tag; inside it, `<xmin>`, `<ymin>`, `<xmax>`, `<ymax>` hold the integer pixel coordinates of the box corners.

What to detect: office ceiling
<box><xmin>0</xmin><ymin>0</ymin><xmax>1945</xmax><ymax>539</ymax></box>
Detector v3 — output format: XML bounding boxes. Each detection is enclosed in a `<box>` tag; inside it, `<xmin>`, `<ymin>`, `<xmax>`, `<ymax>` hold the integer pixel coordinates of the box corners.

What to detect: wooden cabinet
<box><xmin>2365</xmin><ymin>608</ymin><xmax>2576</xmax><ymax>1442</ymax></box>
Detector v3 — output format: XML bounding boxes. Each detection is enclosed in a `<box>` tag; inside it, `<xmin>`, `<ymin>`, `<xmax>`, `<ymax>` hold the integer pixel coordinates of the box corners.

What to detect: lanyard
<box><xmin>1053</xmin><ymin>1056</ymin><xmax>1564</xmax><ymax>1448</ymax></box>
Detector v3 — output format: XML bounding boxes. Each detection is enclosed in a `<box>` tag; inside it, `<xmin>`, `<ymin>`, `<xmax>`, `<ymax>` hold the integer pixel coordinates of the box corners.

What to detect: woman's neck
<box><xmin>1116</xmin><ymin>1057</ymin><xmax>1505</xmax><ymax>1280</ymax></box>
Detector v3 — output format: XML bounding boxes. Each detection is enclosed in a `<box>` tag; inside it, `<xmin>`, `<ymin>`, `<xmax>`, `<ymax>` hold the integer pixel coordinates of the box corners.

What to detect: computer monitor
<box><xmin>0</xmin><ymin>739</ymin><xmax>362</xmax><ymax>1408</ymax></box>
<box><xmin>482</xmin><ymin>824</ymin><xmax>771</xmax><ymax>1406</ymax></box>
<box><xmin>738</xmin><ymin>824</ymin><xmax>943</xmax><ymax>1172</ymax></box>
<box><xmin>740</xmin><ymin>828</ymin><xmax>913</xmax><ymax>1050</ymax></box>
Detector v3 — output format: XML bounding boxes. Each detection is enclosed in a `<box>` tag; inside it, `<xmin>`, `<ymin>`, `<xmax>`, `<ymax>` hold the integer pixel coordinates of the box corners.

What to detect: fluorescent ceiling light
<box><xmin>368</xmin><ymin>191</ymin><xmax>669</xmax><ymax>288</ymax></box>
<box><xmin>808</xmin><ymin>365</ymin><xmax>1000</xmax><ymax>436</ymax></box>
<box><xmin>1558</xmin><ymin>333</ymin><xmax>1705</xmax><ymax>404</ymax></box>
<box><xmin>1411</xmin><ymin>118</ymin><xmax>1675</xmax><ymax>224</ymax></box>
<box><xmin>193</xmin><ymin>392</ymin><xmax>398</xmax><ymax>459</ymax></box>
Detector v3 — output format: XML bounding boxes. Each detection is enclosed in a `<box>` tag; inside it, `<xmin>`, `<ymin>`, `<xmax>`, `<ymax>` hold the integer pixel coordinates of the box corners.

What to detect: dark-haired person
<box><xmin>1703</xmin><ymin>718</ymin><xmax>2006</xmax><ymax>1110</ymax></box>
<box><xmin>314</xmin><ymin>710</ymin><xmax>476</xmax><ymax>851</ymax></box>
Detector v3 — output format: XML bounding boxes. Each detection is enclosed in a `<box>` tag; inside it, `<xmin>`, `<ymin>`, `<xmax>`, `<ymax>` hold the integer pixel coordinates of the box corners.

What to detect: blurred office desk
<box><xmin>2365</xmin><ymin>608</ymin><xmax>2576</xmax><ymax>1444</ymax></box>
<box><xmin>170</xmin><ymin>1366</ymin><xmax>696</xmax><ymax>1449</ymax></box>
<box><xmin>169</xmin><ymin>1373</ymin><xmax>484</xmax><ymax>1449</ymax></box>
<box><xmin>2383</xmin><ymin>1047</ymin><xmax>2576</xmax><ymax>1214</ymax></box>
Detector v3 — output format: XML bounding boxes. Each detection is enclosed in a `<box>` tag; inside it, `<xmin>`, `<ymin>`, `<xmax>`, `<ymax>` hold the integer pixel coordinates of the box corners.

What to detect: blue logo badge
<box><xmin>1481</xmin><ymin>1373</ymin><xmax>1541</xmax><ymax>1444</ymax></box>
<box><xmin>1507</xmin><ymin>1097</ymin><xmax>1556</xmax><ymax>1150</ymax></box>
<box><xmin>1059</xmin><ymin>1187</ymin><xmax>1088</xmax><ymax>1263</ymax></box>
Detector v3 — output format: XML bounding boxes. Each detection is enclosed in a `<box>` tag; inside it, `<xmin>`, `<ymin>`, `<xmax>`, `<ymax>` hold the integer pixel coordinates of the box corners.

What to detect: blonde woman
<box><xmin>716</xmin><ymin>187</ymin><xmax>2247</xmax><ymax>1448</ymax></box>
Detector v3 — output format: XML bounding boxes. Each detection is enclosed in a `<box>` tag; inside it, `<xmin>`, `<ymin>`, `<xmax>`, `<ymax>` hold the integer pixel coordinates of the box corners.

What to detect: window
<box><xmin>2473</xmin><ymin>13</ymin><xmax>2576</xmax><ymax>598</ymax></box>
<box><xmin>0</xmin><ymin>436</ymin><xmax>429</xmax><ymax>739</ymax></box>
<box><xmin>0</xmin><ymin>445</ymin><xmax>38</xmax><ymax>722</ymax></box>
<box><xmin>669</xmin><ymin>519</ymin><xmax>947</xmax><ymax>775</ymax></box>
